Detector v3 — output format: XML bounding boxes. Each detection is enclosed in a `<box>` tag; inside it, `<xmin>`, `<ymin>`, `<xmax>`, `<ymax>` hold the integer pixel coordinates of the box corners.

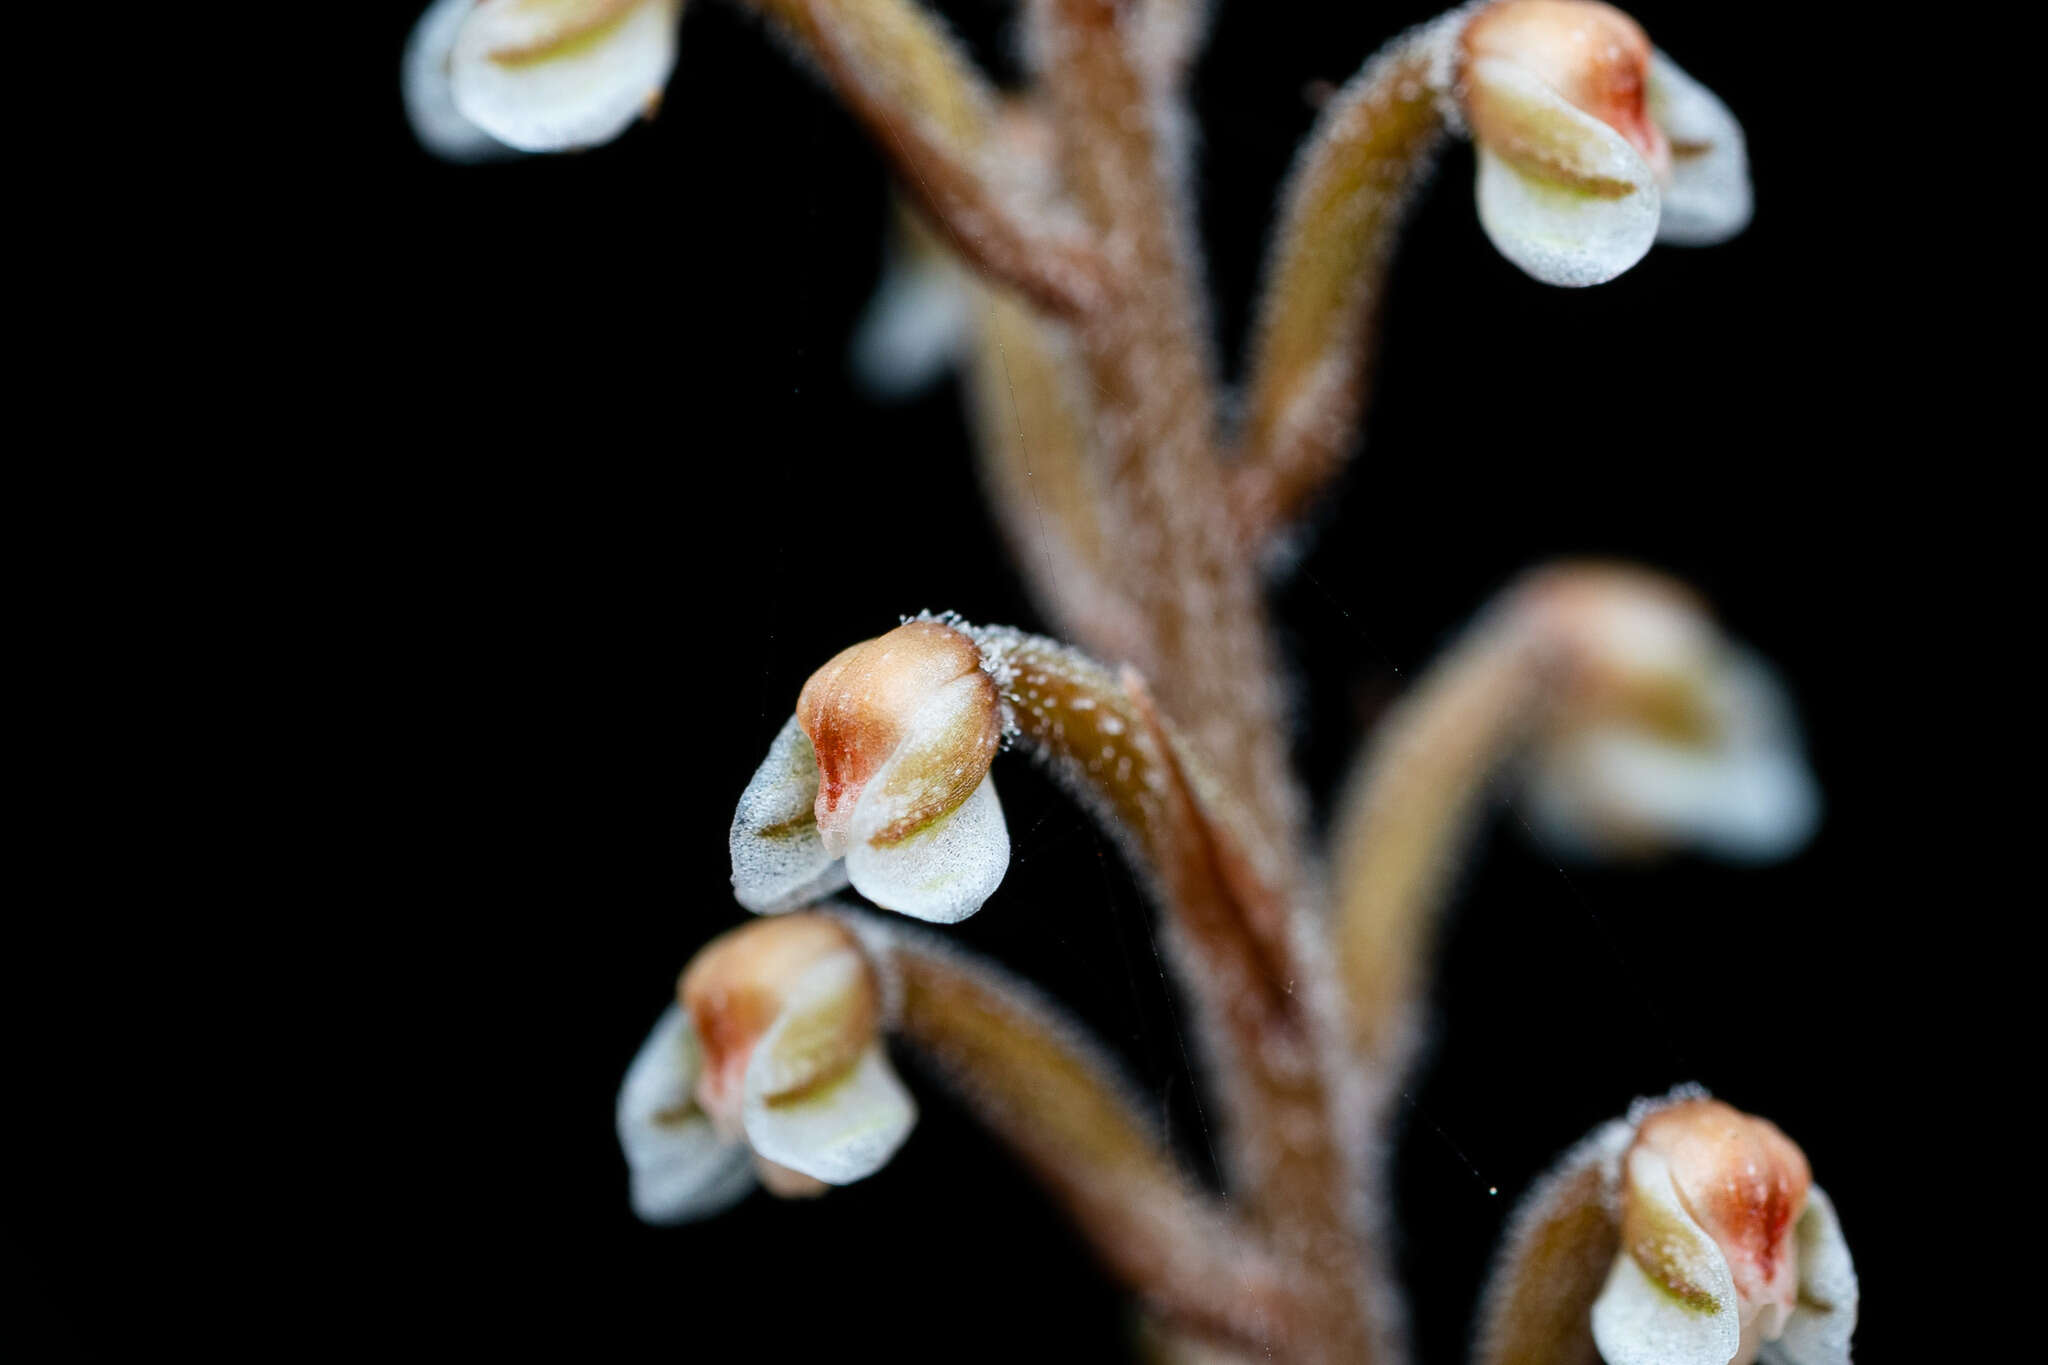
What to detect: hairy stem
<box><xmin>1233</xmin><ymin>15</ymin><xmax>1459</xmax><ymax>552</ymax></box>
<box><xmin>965</xmin><ymin>283</ymin><xmax>1150</xmax><ymax>653</ymax></box>
<box><xmin>1472</xmin><ymin>1122</ymin><xmax>1626</xmax><ymax>1365</ymax></box>
<box><xmin>882</xmin><ymin>927</ymin><xmax>1308</xmax><ymax>1350</ymax></box>
<box><xmin>1024</xmin><ymin>0</ymin><xmax>1302</xmax><ymax>878</ymax></box>
<box><xmin>745</xmin><ymin>0</ymin><xmax>1108</xmax><ymax>315</ymax></box>
<box><xmin>1330</xmin><ymin>600</ymin><xmax>1555</xmax><ymax>1071</ymax></box>
<box><xmin>971</xmin><ymin>625</ymin><xmax>1385</xmax><ymax>1365</ymax></box>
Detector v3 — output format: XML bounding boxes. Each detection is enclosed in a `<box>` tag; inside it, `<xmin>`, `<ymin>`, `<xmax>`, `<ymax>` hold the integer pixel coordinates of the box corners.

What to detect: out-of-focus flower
<box><xmin>403</xmin><ymin>0</ymin><xmax>518</xmax><ymax>162</ymax></box>
<box><xmin>850</xmin><ymin>209</ymin><xmax>975</xmax><ymax>401</ymax></box>
<box><xmin>1518</xmin><ymin>565</ymin><xmax>1818</xmax><ymax>862</ymax></box>
<box><xmin>1594</xmin><ymin>1097</ymin><xmax>1856</xmax><ymax>1365</ymax></box>
<box><xmin>1457</xmin><ymin>0</ymin><xmax>1750</xmax><ymax>285</ymax></box>
<box><xmin>617</xmin><ymin>912</ymin><xmax>916</xmax><ymax>1223</ymax></box>
<box><xmin>731</xmin><ymin>620</ymin><xmax>1009</xmax><ymax>923</ymax></box>
<box><xmin>404</xmin><ymin>0</ymin><xmax>684</xmax><ymax>159</ymax></box>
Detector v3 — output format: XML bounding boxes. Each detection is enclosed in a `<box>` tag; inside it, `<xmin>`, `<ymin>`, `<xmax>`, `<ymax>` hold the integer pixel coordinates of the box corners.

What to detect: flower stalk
<box><xmin>404</xmin><ymin>0</ymin><xmax>1842</xmax><ymax>1360</ymax></box>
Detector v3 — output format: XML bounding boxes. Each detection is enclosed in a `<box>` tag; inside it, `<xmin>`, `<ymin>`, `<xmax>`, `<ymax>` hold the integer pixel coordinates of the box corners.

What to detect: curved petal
<box><xmin>846</xmin><ymin>772</ymin><xmax>1008</xmax><ymax>923</ymax></box>
<box><xmin>403</xmin><ymin>0</ymin><xmax>516</xmax><ymax>162</ymax></box>
<box><xmin>731</xmin><ymin>715</ymin><xmax>849</xmax><ymax>914</ymax></box>
<box><xmin>450</xmin><ymin>0</ymin><xmax>681</xmax><ymax>154</ymax></box>
<box><xmin>1531</xmin><ymin>727</ymin><xmax>1818</xmax><ymax>863</ymax></box>
<box><xmin>740</xmin><ymin>949</ymin><xmax>877</xmax><ymax>1105</ymax></box>
<box><xmin>616</xmin><ymin>1005</ymin><xmax>755</xmax><ymax>1223</ymax></box>
<box><xmin>1649</xmin><ymin>52</ymin><xmax>1752</xmax><ymax>246</ymax></box>
<box><xmin>1524</xmin><ymin>651</ymin><xmax>1819</xmax><ymax>864</ymax></box>
<box><xmin>1595</xmin><ymin>1148</ymin><xmax>1742</xmax><ymax>1365</ymax></box>
<box><xmin>845</xmin><ymin>671</ymin><xmax>1003</xmax><ymax>848</ymax></box>
<box><xmin>1762</xmin><ymin>1186</ymin><xmax>1857</xmax><ymax>1365</ymax></box>
<box><xmin>743</xmin><ymin>961</ymin><xmax>916</xmax><ymax>1186</ymax></box>
<box><xmin>1467</xmin><ymin>58</ymin><xmax>1660</xmax><ymax>287</ymax></box>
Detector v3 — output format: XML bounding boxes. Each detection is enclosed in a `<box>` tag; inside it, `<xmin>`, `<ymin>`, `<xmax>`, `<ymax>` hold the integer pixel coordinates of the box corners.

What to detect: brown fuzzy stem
<box><xmin>972</xmin><ymin>626</ymin><xmax>1384</xmax><ymax>1365</ymax></box>
<box><xmin>960</xmin><ymin>241</ymin><xmax>1152</xmax><ymax>657</ymax></box>
<box><xmin>1025</xmin><ymin>0</ymin><xmax>1305</xmax><ymax>916</ymax></box>
<box><xmin>1472</xmin><ymin>1122</ymin><xmax>1626</xmax><ymax>1365</ymax></box>
<box><xmin>1233</xmin><ymin>16</ymin><xmax>1457</xmax><ymax>552</ymax></box>
<box><xmin>1330</xmin><ymin>604</ymin><xmax>1556</xmax><ymax>1070</ymax></box>
<box><xmin>886</xmin><ymin>931</ymin><xmax>1310</xmax><ymax>1351</ymax></box>
<box><xmin>744</xmin><ymin>0</ymin><xmax>1108</xmax><ymax>316</ymax></box>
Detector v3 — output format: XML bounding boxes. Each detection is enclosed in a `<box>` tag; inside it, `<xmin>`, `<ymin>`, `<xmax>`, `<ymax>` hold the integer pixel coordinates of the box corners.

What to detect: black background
<box><xmin>14</xmin><ymin>2</ymin><xmax>1942</xmax><ymax>1358</ymax></box>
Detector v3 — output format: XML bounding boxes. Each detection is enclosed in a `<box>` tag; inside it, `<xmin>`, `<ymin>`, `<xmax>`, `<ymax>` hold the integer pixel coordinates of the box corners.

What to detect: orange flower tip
<box><xmin>1464</xmin><ymin>1</ymin><xmax>1667</xmax><ymax>171</ymax></box>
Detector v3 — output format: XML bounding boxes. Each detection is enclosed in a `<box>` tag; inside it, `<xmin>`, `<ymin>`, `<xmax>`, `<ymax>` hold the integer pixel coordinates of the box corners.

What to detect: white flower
<box><xmin>403</xmin><ymin>0</ymin><xmax>518</xmax><ymax>163</ymax></box>
<box><xmin>850</xmin><ymin>217</ymin><xmax>975</xmax><ymax>401</ymax></box>
<box><xmin>1594</xmin><ymin>1097</ymin><xmax>1857</xmax><ymax>1365</ymax></box>
<box><xmin>1518</xmin><ymin>565</ymin><xmax>1819</xmax><ymax>863</ymax></box>
<box><xmin>617</xmin><ymin>913</ymin><xmax>916</xmax><ymax>1223</ymax></box>
<box><xmin>1458</xmin><ymin>0</ymin><xmax>1750</xmax><ymax>285</ymax></box>
<box><xmin>731</xmin><ymin>620</ymin><xmax>1010</xmax><ymax>924</ymax></box>
<box><xmin>404</xmin><ymin>0</ymin><xmax>684</xmax><ymax>160</ymax></box>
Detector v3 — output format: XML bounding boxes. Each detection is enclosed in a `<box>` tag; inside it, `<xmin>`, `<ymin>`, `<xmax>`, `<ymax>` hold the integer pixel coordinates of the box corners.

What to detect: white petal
<box><xmin>403</xmin><ymin>0</ymin><xmax>516</xmax><ymax>162</ymax></box>
<box><xmin>1761</xmin><ymin>1186</ymin><xmax>1857</xmax><ymax>1365</ymax></box>
<box><xmin>1649</xmin><ymin>52</ymin><xmax>1752</xmax><ymax>246</ymax></box>
<box><xmin>1594</xmin><ymin>1149</ymin><xmax>1741</xmax><ymax>1365</ymax></box>
<box><xmin>846</xmin><ymin>772</ymin><xmax>1008</xmax><ymax>923</ymax></box>
<box><xmin>450</xmin><ymin>0</ymin><xmax>680</xmax><ymax>154</ymax></box>
<box><xmin>1525</xmin><ymin>651</ymin><xmax>1819</xmax><ymax>864</ymax></box>
<box><xmin>1468</xmin><ymin>58</ymin><xmax>1660</xmax><ymax>287</ymax></box>
<box><xmin>743</xmin><ymin>961</ymin><xmax>915</xmax><ymax>1185</ymax></box>
<box><xmin>616</xmin><ymin>1005</ymin><xmax>754</xmax><ymax>1223</ymax></box>
<box><xmin>730</xmin><ymin>715</ymin><xmax>849</xmax><ymax>914</ymax></box>
<box><xmin>850</xmin><ymin>251</ymin><xmax>973</xmax><ymax>400</ymax></box>
<box><xmin>1534</xmin><ymin>728</ymin><xmax>1818</xmax><ymax>863</ymax></box>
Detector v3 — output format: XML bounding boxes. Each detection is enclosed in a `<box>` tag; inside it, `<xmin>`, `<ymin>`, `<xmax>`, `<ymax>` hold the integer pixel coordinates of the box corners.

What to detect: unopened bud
<box><xmin>616</xmin><ymin>911</ymin><xmax>915</xmax><ymax>1207</ymax></box>
<box><xmin>1632</xmin><ymin>1100</ymin><xmax>1808</xmax><ymax>1339</ymax></box>
<box><xmin>797</xmin><ymin>620</ymin><xmax>1002</xmax><ymax>853</ymax></box>
<box><xmin>1594</xmin><ymin>1094</ymin><xmax>1855</xmax><ymax>1365</ymax></box>
<box><xmin>1514</xmin><ymin>564</ymin><xmax>1818</xmax><ymax>863</ymax></box>
<box><xmin>1453</xmin><ymin>0</ymin><xmax>1750</xmax><ymax>284</ymax></box>
<box><xmin>733</xmin><ymin>618</ymin><xmax>1011</xmax><ymax>924</ymax></box>
<box><xmin>681</xmin><ymin>913</ymin><xmax>879</xmax><ymax>1136</ymax></box>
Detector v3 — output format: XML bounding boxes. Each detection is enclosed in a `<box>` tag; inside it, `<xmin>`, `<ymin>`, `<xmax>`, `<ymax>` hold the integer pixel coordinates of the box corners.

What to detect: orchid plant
<box><xmin>406</xmin><ymin>2</ymin><xmax>1854</xmax><ymax>1361</ymax></box>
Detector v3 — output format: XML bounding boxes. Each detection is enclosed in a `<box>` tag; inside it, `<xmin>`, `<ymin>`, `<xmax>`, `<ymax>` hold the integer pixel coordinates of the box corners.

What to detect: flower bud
<box><xmin>1455</xmin><ymin>0</ymin><xmax>1750</xmax><ymax>285</ymax></box>
<box><xmin>1594</xmin><ymin>1096</ymin><xmax>1855</xmax><ymax>1365</ymax></box>
<box><xmin>1632</xmin><ymin>1100</ymin><xmax>1808</xmax><ymax>1336</ymax></box>
<box><xmin>447</xmin><ymin>0</ymin><xmax>683</xmax><ymax>154</ymax></box>
<box><xmin>681</xmin><ymin>913</ymin><xmax>879</xmax><ymax>1137</ymax></box>
<box><xmin>798</xmin><ymin>621</ymin><xmax>1002</xmax><ymax>852</ymax></box>
<box><xmin>616</xmin><ymin>912</ymin><xmax>916</xmax><ymax>1222</ymax></box>
<box><xmin>1515</xmin><ymin>564</ymin><xmax>1818</xmax><ymax>863</ymax></box>
<box><xmin>732</xmin><ymin>620</ymin><xmax>1010</xmax><ymax>924</ymax></box>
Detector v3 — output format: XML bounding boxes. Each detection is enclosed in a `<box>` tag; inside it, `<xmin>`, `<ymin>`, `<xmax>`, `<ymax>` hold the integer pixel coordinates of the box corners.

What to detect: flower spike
<box><xmin>616</xmin><ymin>912</ymin><xmax>915</xmax><ymax>1221</ymax></box>
<box><xmin>731</xmin><ymin>620</ymin><xmax>1008</xmax><ymax>923</ymax></box>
